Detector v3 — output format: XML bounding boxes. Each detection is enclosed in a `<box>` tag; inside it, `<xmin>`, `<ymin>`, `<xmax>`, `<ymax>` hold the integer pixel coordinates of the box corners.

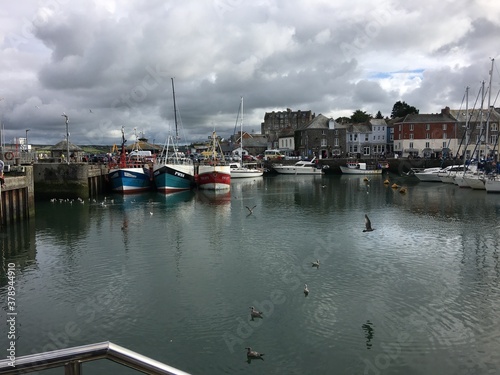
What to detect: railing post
<box><xmin>64</xmin><ymin>361</ymin><xmax>81</xmax><ymax>375</ymax></box>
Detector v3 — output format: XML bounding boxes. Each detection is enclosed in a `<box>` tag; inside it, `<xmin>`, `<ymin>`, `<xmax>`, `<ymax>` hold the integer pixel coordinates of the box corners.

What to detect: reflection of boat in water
<box><xmin>159</xmin><ymin>190</ymin><xmax>195</xmax><ymax>204</ymax></box>
<box><xmin>196</xmin><ymin>189</ymin><xmax>231</xmax><ymax>205</ymax></box>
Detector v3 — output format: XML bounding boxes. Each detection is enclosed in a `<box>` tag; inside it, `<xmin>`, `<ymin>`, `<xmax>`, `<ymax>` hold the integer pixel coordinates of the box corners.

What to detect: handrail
<box><xmin>0</xmin><ymin>341</ymin><xmax>191</xmax><ymax>375</ymax></box>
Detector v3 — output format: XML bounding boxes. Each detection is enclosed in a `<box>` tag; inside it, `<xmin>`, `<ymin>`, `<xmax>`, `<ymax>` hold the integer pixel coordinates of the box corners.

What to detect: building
<box><xmin>261</xmin><ymin>109</ymin><xmax>315</xmax><ymax>149</ymax></box>
<box><xmin>393</xmin><ymin>108</ymin><xmax>458</xmax><ymax>158</ymax></box>
<box><xmin>295</xmin><ymin>114</ymin><xmax>336</xmax><ymax>158</ymax></box>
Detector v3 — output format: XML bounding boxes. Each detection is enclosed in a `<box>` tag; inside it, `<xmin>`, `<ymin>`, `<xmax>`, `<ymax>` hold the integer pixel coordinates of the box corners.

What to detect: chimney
<box><xmin>441</xmin><ymin>106</ymin><xmax>450</xmax><ymax>115</ymax></box>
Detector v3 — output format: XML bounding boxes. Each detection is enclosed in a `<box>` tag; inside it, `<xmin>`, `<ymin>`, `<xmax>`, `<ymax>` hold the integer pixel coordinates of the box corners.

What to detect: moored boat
<box><xmin>108</xmin><ymin>127</ymin><xmax>153</xmax><ymax>194</ymax></box>
<box><xmin>197</xmin><ymin>131</ymin><xmax>231</xmax><ymax>190</ymax></box>
<box><xmin>273</xmin><ymin>157</ymin><xmax>324</xmax><ymax>175</ymax></box>
<box><xmin>340</xmin><ymin>160</ymin><xmax>384</xmax><ymax>175</ymax></box>
<box><xmin>153</xmin><ymin>78</ymin><xmax>195</xmax><ymax>193</ymax></box>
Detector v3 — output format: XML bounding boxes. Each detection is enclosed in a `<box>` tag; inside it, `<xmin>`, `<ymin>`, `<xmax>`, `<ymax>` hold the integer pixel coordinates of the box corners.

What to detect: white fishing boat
<box><xmin>340</xmin><ymin>161</ymin><xmax>383</xmax><ymax>175</ymax></box>
<box><xmin>273</xmin><ymin>157</ymin><xmax>324</xmax><ymax>175</ymax></box>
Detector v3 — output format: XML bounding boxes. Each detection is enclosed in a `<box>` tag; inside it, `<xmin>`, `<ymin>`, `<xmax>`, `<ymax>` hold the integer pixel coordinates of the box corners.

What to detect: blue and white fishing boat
<box><xmin>153</xmin><ymin>78</ymin><xmax>195</xmax><ymax>193</ymax></box>
<box><xmin>108</xmin><ymin>127</ymin><xmax>153</xmax><ymax>194</ymax></box>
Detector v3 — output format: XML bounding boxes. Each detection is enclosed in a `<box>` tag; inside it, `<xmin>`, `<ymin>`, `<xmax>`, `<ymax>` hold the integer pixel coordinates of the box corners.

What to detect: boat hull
<box><xmin>485</xmin><ymin>177</ymin><xmax>500</xmax><ymax>193</ymax></box>
<box><xmin>108</xmin><ymin>167</ymin><xmax>152</xmax><ymax>193</ymax></box>
<box><xmin>230</xmin><ymin>169</ymin><xmax>264</xmax><ymax>178</ymax></box>
<box><xmin>197</xmin><ymin>165</ymin><xmax>231</xmax><ymax>190</ymax></box>
<box><xmin>153</xmin><ymin>163</ymin><xmax>195</xmax><ymax>193</ymax></box>
<box><xmin>340</xmin><ymin>166</ymin><xmax>382</xmax><ymax>175</ymax></box>
<box><xmin>273</xmin><ymin>166</ymin><xmax>323</xmax><ymax>175</ymax></box>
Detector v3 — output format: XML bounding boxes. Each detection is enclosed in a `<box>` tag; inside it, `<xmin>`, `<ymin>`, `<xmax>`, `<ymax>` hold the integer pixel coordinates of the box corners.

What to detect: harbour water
<box><xmin>1</xmin><ymin>173</ymin><xmax>500</xmax><ymax>374</ymax></box>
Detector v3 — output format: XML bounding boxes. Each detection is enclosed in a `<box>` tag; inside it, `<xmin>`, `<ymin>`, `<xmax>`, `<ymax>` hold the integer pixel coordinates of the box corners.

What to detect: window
<box><xmin>334</xmin><ymin>138</ymin><xmax>339</xmax><ymax>146</ymax></box>
<box><xmin>399</xmin><ymin>125</ymin><xmax>402</xmax><ymax>131</ymax></box>
<box><xmin>365</xmin><ymin>135</ymin><xmax>369</xmax><ymax>141</ymax></box>
<box><xmin>322</xmin><ymin>130</ymin><xmax>326</xmax><ymax>135</ymax></box>
<box><xmin>490</xmin><ymin>135</ymin><xmax>497</xmax><ymax>145</ymax></box>
<box><xmin>426</xmin><ymin>133</ymin><xmax>430</xmax><ymax>139</ymax></box>
<box><xmin>425</xmin><ymin>142</ymin><xmax>430</xmax><ymax>148</ymax></box>
<box><xmin>409</xmin><ymin>124</ymin><xmax>414</xmax><ymax>131</ymax></box>
<box><xmin>491</xmin><ymin>123</ymin><xmax>498</xmax><ymax>131</ymax></box>
<box><xmin>409</xmin><ymin>142</ymin><xmax>414</xmax><ymax>149</ymax></box>
<box><xmin>321</xmin><ymin>139</ymin><xmax>327</xmax><ymax>147</ymax></box>
<box><xmin>443</xmin><ymin>133</ymin><xmax>447</xmax><ymax>139</ymax></box>
<box><xmin>426</xmin><ymin>124</ymin><xmax>430</xmax><ymax>130</ymax></box>
<box><xmin>409</xmin><ymin>134</ymin><xmax>414</xmax><ymax>140</ymax></box>
<box><xmin>363</xmin><ymin>146</ymin><xmax>370</xmax><ymax>155</ymax></box>
<box><xmin>442</xmin><ymin>142</ymin><xmax>447</xmax><ymax>148</ymax></box>
<box><xmin>335</xmin><ymin>130</ymin><xmax>338</xmax><ymax>135</ymax></box>
<box><xmin>443</xmin><ymin>124</ymin><xmax>447</xmax><ymax>130</ymax></box>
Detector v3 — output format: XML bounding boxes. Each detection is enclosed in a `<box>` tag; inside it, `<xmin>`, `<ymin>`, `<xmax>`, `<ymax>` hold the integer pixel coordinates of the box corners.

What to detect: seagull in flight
<box><xmin>245</xmin><ymin>205</ymin><xmax>257</xmax><ymax>215</ymax></box>
<box><xmin>89</xmin><ymin>109</ymin><xmax>93</xmax><ymax>113</ymax></box>
<box><xmin>311</xmin><ymin>260</ymin><xmax>320</xmax><ymax>268</ymax></box>
<box><xmin>363</xmin><ymin>214</ymin><xmax>375</xmax><ymax>232</ymax></box>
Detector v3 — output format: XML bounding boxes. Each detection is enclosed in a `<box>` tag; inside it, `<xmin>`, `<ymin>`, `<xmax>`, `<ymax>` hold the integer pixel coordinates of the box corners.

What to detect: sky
<box><xmin>1</xmin><ymin>0</ymin><xmax>500</xmax><ymax>147</ymax></box>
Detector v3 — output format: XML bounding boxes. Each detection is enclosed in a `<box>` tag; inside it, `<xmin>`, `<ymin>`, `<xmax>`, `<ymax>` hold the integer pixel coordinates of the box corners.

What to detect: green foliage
<box><xmin>391</xmin><ymin>101</ymin><xmax>419</xmax><ymax>118</ymax></box>
<box><xmin>350</xmin><ymin>110</ymin><xmax>371</xmax><ymax>123</ymax></box>
<box><xmin>375</xmin><ymin>111</ymin><xmax>384</xmax><ymax>119</ymax></box>
<box><xmin>335</xmin><ymin>116</ymin><xmax>351</xmax><ymax>124</ymax></box>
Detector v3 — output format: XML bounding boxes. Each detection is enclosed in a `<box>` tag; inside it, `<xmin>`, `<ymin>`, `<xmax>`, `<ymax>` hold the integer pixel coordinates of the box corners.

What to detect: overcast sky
<box><xmin>1</xmin><ymin>0</ymin><xmax>499</xmax><ymax>147</ymax></box>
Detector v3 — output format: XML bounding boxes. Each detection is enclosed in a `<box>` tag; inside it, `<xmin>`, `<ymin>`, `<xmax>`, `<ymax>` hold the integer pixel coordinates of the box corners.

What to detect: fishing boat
<box><xmin>230</xmin><ymin>97</ymin><xmax>264</xmax><ymax>179</ymax></box>
<box><xmin>273</xmin><ymin>157</ymin><xmax>324</xmax><ymax>175</ymax></box>
<box><xmin>340</xmin><ymin>160</ymin><xmax>384</xmax><ymax>175</ymax></box>
<box><xmin>197</xmin><ymin>131</ymin><xmax>231</xmax><ymax>190</ymax></box>
<box><xmin>108</xmin><ymin>127</ymin><xmax>153</xmax><ymax>193</ymax></box>
<box><xmin>153</xmin><ymin>78</ymin><xmax>195</xmax><ymax>193</ymax></box>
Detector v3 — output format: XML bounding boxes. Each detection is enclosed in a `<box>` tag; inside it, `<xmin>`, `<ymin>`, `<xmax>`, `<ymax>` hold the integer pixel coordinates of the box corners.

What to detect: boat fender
<box><xmin>4</xmin><ymin>151</ymin><xmax>14</xmax><ymax>160</ymax></box>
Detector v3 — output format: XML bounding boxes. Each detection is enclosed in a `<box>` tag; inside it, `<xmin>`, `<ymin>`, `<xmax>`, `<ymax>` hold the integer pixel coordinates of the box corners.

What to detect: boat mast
<box><xmin>240</xmin><ymin>96</ymin><xmax>243</xmax><ymax>156</ymax></box>
<box><xmin>463</xmin><ymin>86</ymin><xmax>469</xmax><ymax>169</ymax></box>
<box><xmin>486</xmin><ymin>58</ymin><xmax>494</xmax><ymax>155</ymax></box>
<box><xmin>171</xmin><ymin>78</ymin><xmax>178</xmax><ymax>141</ymax></box>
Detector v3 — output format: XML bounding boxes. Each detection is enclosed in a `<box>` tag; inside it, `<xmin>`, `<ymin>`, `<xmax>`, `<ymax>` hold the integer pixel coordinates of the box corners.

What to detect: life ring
<box><xmin>4</xmin><ymin>151</ymin><xmax>14</xmax><ymax>160</ymax></box>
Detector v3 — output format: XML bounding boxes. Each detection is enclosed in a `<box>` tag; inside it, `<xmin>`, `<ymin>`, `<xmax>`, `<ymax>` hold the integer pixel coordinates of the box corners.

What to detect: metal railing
<box><xmin>0</xmin><ymin>341</ymin><xmax>191</xmax><ymax>375</ymax></box>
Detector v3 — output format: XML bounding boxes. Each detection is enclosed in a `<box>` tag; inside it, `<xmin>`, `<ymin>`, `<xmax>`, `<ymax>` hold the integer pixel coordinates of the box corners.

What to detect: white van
<box><xmin>264</xmin><ymin>149</ymin><xmax>284</xmax><ymax>161</ymax></box>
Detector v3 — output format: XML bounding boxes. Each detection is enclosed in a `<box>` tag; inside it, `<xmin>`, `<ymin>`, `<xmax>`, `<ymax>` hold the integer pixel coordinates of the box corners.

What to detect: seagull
<box><xmin>150</xmin><ymin>212</ymin><xmax>154</xmax><ymax>216</ymax></box>
<box><xmin>245</xmin><ymin>347</ymin><xmax>264</xmax><ymax>361</ymax></box>
<box><xmin>363</xmin><ymin>214</ymin><xmax>375</xmax><ymax>232</ymax></box>
<box><xmin>245</xmin><ymin>205</ymin><xmax>257</xmax><ymax>215</ymax></box>
<box><xmin>304</xmin><ymin>284</ymin><xmax>309</xmax><ymax>296</ymax></box>
<box><xmin>311</xmin><ymin>260</ymin><xmax>320</xmax><ymax>268</ymax></box>
<box><xmin>89</xmin><ymin>109</ymin><xmax>93</xmax><ymax>113</ymax></box>
<box><xmin>249</xmin><ymin>306</ymin><xmax>263</xmax><ymax>319</ymax></box>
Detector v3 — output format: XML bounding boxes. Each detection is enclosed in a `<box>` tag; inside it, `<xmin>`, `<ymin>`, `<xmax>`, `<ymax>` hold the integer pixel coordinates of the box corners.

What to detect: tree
<box><xmin>391</xmin><ymin>101</ymin><xmax>419</xmax><ymax>118</ymax></box>
<box><xmin>350</xmin><ymin>110</ymin><xmax>371</xmax><ymax>123</ymax></box>
<box><xmin>375</xmin><ymin>111</ymin><xmax>383</xmax><ymax>119</ymax></box>
<box><xmin>335</xmin><ymin>116</ymin><xmax>351</xmax><ymax>124</ymax></box>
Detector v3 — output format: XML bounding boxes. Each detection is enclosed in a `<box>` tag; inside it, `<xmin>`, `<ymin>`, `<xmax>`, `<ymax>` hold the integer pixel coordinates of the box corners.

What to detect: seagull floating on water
<box><xmin>245</xmin><ymin>347</ymin><xmax>264</xmax><ymax>361</ymax></box>
<box><xmin>363</xmin><ymin>214</ymin><xmax>375</xmax><ymax>232</ymax></box>
<box><xmin>245</xmin><ymin>205</ymin><xmax>257</xmax><ymax>215</ymax></box>
<box><xmin>304</xmin><ymin>283</ymin><xmax>309</xmax><ymax>296</ymax></box>
<box><xmin>311</xmin><ymin>260</ymin><xmax>320</xmax><ymax>268</ymax></box>
<box><xmin>249</xmin><ymin>306</ymin><xmax>263</xmax><ymax>319</ymax></box>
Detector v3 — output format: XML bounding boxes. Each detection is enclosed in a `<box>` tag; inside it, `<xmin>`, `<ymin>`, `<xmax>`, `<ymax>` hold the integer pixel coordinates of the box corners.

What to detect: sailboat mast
<box><xmin>171</xmin><ymin>78</ymin><xmax>178</xmax><ymax>139</ymax></box>
<box><xmin>240</xmin><ymin>96</ymin><xmax>244</xmax><ymax>152</ymax></box>
<box><xmin>464</xmin><ymin>86</ymin><xmax>469</xmax><ymax>168</ymax></box>
<box><xmin>486</xmin><ymin>58</ymin><xmax>494</xmax><ymax>153</ymax></box>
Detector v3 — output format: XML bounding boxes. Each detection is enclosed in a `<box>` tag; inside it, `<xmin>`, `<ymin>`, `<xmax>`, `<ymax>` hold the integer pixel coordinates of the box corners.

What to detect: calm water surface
<box><xmin>1</xmin><ymin>174</ymin><xmax>500</xmax><ymax>374</ymax></box>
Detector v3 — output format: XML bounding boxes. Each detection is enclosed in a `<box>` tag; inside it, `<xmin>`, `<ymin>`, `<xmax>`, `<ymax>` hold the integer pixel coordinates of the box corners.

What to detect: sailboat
<box><xmin>153</xmin><ymin>78</ymin><xmax>195</xmax><ymax>193</ymax></box>
<box><xmin>229</xmin><ymin>97</ymin><xmax>264</xmax><ymax>178</ymax></box>
<box><xmin>108</xmin><ymin>127</ymin><xmax>153</xmax><ymax>193</ymax></box>
<box><xmin>196</xmin><ymin>130</ymin><xmax>231</xmax><ymax>190</ymax></box>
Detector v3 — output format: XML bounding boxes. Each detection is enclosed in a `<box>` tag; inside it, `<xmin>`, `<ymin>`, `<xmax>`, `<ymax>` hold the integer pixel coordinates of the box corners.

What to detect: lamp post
<box><xmin>62</xmin><ymin>113</ymin><xmax>70</xmax><ymax>164</ymax></box>
<box><xmin>25</xmin><ymin>129</ymin><xmax>30</xmax><ymax>152</ymax></box>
